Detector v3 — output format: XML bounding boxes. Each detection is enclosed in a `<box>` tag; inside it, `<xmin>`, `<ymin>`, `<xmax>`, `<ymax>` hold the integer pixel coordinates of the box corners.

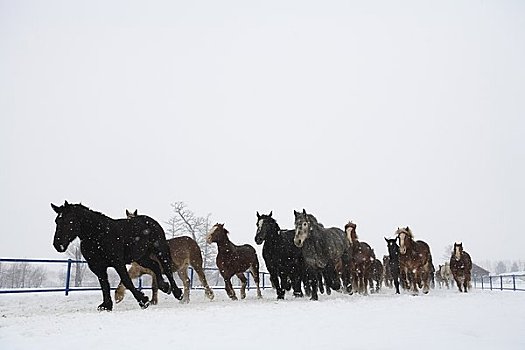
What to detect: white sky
<box><xmin>1</xmin><ymin>0</ymin><xmax>524</xmax><ymax>262</ymax></box>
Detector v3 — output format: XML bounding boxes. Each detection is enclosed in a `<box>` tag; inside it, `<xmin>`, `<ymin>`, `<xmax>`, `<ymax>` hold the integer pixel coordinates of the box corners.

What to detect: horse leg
<box><xmin>151</xmin><ymin>248</ymin><xmax>183</xmax><ymax>300</ymax></box>
<box><xmin>150</xmin><ymin>270</ymin><xmax>159</xmax><ymax>305</ymax></box>
<box><xmin>455</xmin><ymin>276</ymin><xmax>463</xmax><ymax>292</ymax></box>
<box><xmin>306</xmin><ymin>268</ymin><xmax>319</xmax><ymax>301</ymax></box>
<box><xmin>89</xmin><ymin>264</ymin><xmax>113</xmax><ymax>311</ymax></box>
<box><xmin>224</xmin><ymin>275</ymin><xmax>238</xmax><ymax>300</ymax></box>
<box><xmin>269</xmin><ymin>271</ymin><xmax>283</xmax><ymax>299</ymax></box>
<box><xmin>113</xmin><ymin>264</ymin><xmax>149</xmax><ymax>309</ymax></box>
<box><xmin>115</xmin><ymin>263</ymin><xmax>141</xmax><ymax>304</ymax></box>
<box><xmin>393</xmin><ymin>274</ymin><xmax>400</xmax><ymax>294</ymax></box>
<box><xmin>291</xmin><ymin>269</ymin><xmax>304</xmax><ymax>297</ymax></box>
<box><xmin>317</xmin><ymin>272</ymin><xmax>325</xmax><ymax>294</ymax></box>
<box><xmin>192</xmin><ymin>264</ymin><xmax>215</xmax><ymax>301</ymax></box>
<box><xmin>250</xmin><ymin>265</ymin><xmax>263</xmax><ymax>299</ymax></box>
<box><xmin>177</xmin><ymin>268</ymin><xmax>191</xmax><ymax>304</ymax></box>
<box><xmin>236</xmin><ymin>272</ymin><xmax>248</xmax><ymax>299</ymax></box>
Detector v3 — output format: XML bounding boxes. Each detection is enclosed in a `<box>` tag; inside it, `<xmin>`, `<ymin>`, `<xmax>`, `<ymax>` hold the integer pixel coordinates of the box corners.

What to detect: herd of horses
<box><xmin>51</xmin><ymin>201</ymin><xmax>473</xmax><ymax>311</ymax></box>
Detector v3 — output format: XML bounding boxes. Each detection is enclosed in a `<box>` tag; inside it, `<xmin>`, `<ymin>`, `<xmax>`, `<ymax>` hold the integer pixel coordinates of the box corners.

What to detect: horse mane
<box><xmin>306</xmin><ymin>213</ymin><xmax>324</xmax><ymax>228</ymax></box>
<box><xmin>396</xmin><ymin>226</ymin><xmax>414</xmax><ymax>239</ymax></box>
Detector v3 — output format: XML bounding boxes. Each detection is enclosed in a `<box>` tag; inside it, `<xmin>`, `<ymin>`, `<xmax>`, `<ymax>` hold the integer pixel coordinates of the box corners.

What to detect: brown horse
<box><xmin>206</xmin><ymin>223</ymin><xmax>262</xmax><ymax>300</ymax></box>
<box><xmin>115</xmin><ymin>210</ymin><xmax>214</xmax><ymax>304</ymax></box>
<box><xmin>396</xmin><ymin>226</ymin><xmax>433</xmax><ymax>295</ymax></box>
<box><xmin>449</xmin><ymin>242</ymin><xmax>472</xmax><ymax>293</ymax></box>
<box><xmin>345</xmin><ymin>221</ymin><xmax>375</xmax><ymax>295</ymax></box>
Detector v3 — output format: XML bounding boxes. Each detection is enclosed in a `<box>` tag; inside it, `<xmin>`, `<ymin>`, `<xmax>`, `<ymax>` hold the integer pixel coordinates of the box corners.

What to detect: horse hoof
<box><xmin>97</xmin><ymin>304</ymin><xmax>112</xmax><ymax>312</ymax></box>
<box><xmin>139</xmin><ymin>300</ymin><xmax>150</xmax><ymax>309</ymax></box>
<box><xmin>173</xmin><ymin>288</ymin><xmax>183</xmax><ymax>300</ymax></box>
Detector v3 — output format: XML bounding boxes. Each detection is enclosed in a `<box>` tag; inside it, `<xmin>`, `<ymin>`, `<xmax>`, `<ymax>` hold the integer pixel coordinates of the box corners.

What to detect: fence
<box><xmin>473</xmin><ymin>273</ymin><xmax>525</xmax><ymax>291</ymax></box>
<box><xmin>0</xmin><ymin>258</ymin><xmax>272</xmax><ymax>295</ymax></box>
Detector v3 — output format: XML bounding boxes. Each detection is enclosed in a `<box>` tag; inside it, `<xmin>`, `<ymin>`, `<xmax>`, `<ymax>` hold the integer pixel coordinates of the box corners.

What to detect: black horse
<box><xmin>255</xmin><ymin>211</ymin><xmax>304</xmax><ymax>299</ymax></box>
<box><xmin>293</xmin><ymin>209</ymin><xmax>351</xmax><ymax>300</ymax></box>
<box><xmin>384</xmin><ymin>237</ymin><xmax>401</xmax><ymax>294</ymax></box>
<box><xmin>51</xmin><ymin>201</ymin><xmax>183</xmax><ymax>311</ymax></box>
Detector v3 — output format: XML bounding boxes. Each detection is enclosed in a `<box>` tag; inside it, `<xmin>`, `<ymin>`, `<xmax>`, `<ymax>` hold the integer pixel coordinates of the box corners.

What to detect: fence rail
<box><xmin>0</xmin><ymin>258</ymin><xmax>272</xmax><ymax>295</ymax></box>
<box><xmin>473</xmin><ymin>274</ymin><xmax>525</xmax><ymax>291</ymax></box>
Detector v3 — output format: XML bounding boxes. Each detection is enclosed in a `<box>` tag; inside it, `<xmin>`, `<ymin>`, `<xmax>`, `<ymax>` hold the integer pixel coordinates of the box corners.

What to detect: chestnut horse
<box><xmin>449</xmin><ymin>242</ymin><xmax>472</xmax><ymax>293</ymax></box>
<box><xmin>206</xmin><ymin>223</ymin><xmax>262</xmax><ymax>300</ymax></box>
<box><xmin>396</xmin><ymin>226</ymin><xmax>433</xmax><ymax>295</ymax></box>
<box><xmin>345</xmin><ymin>222</ymin><xmax>375</xmax><ymax>295</ymax></box>
<box><xmin>114</xmin><ymin>210</ymin><xmax>214</xmax><ymax>304</ymax></box>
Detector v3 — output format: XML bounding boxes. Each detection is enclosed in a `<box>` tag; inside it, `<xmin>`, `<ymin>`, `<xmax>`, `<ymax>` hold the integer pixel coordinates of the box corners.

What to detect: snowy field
<box><xmin>1</xmin><ymin>287</ymin><xmax>524</xmax><ymax>350</ymax></box>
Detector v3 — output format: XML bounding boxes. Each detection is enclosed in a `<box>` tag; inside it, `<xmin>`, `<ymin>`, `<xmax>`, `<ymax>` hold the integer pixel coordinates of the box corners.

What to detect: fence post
<box><xmin>481</xmin><ymin>276</ymin><xmax>484</xmax><ymax>290</ymax></box>
<box><xmin>262</xmin><ymin>272</ymin><xmax>265</xmax><ymax>289</ymax></box>
<box><xmin>138</xmin><ymin>276</ymin><xmax>142</xmax><ymax>291</ymax></box>
<box><xmin>489</xmin><ymin>276</ymin><xmax>493</xmax><ymax>290</ymax></box>
<box><xmin>190</xmin><ymin>267</ymin><xmax>194</xmax><ymax>289</ymax></box>
<box><xmin>246</xmin><ymin>272</ymin><xmax>250</xmax><ymax>290</ymax></box>
<box><xmin>500</xmin><ymin>275</ymin><xmax>503</xmax><ymax>291</ymax></box>
<box><xmin>65</xmin><ymin>259</ymin><xmax>72</xmax><ymax>296</ymax></box>
<box><xmin>513</xmin><ymin>275</ymin><xmax>516</xmax><ymax>291</ymax></box>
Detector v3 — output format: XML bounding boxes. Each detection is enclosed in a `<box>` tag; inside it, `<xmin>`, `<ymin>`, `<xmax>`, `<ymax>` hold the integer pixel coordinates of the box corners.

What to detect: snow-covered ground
<box><xmin>1</xmin><ymin>287</ymin><xmax>524</xmax><ymax>350</ymax></box>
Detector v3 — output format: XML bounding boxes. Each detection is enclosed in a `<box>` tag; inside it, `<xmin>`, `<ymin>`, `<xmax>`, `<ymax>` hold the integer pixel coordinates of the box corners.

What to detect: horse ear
<box><xmin>64</xmin><ymin>200</ymin><xmax>69</xmax><ymax>206</ymax></box>
<box><xmin>126</xmin><ymin>209</ymin><xmax>130</xmax><ymax>216</ymax></box>
<box><xmin>133</xmin><ymin>209</ymin><xmax>137</xmax><ymax>216</ymax></box>
<box><xmin>294</xmin><ymin>210</ymin><xmax>298</xmax><ymax>217</ymax></box>
<box><xmin>269</xmin><ymin>211</ymin><xmax>272</xmax><ymax>217</ymax></box>
<box><xmin>384</xmin><ymin>237</ymin><xmax>388</xmax><ymax>242</ymax></box>
<box><xmin>302</xmin><ymin>209</ymin><xmax>307</xmax><ymax>216</ymax></box>
<box><xmin>257</xmin><ymin>211</ymin><xmax>260</xmax><ymax>219</ymax></box>
<box><xmin>51</xmin><ymin>203</ymin><xmax>61</xmax><ymax>214</ymax></box>
<box><xmin>406</xmin><ymin>226</ymin><xmax>410</xmax><ymax>231</ymax></box>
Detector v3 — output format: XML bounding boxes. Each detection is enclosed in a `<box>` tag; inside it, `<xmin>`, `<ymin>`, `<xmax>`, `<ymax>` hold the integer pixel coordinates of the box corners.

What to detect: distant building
<box><xmin>472</xmin><ymin>263</ymin><xmax>490</xmax><ymax>277</ymax></box>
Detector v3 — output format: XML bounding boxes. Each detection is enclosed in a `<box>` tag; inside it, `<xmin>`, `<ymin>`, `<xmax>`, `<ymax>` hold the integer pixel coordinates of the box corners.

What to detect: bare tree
<box><xmin>165</xmin><ymin>201</ymin><xmax>217</xmax><ymax>269</ymax></box>
<box><xmin>442</xmin><ymin>244</ymin><xmax>454</xmax><ymax>261</ymax></box>
<box><xmin>495</xmin><ymin>261</ymin><xmax>507</xmax><ymax>275</ymax></box>
<box><xmin>65</xmin><ymin>238</ymin><xmax>88</xmax><ymax>287</ymax></box>
<box><xmin>0</xmin><ymin>262</ymin><xmax>47</xmax><ymax>288</ymax></box>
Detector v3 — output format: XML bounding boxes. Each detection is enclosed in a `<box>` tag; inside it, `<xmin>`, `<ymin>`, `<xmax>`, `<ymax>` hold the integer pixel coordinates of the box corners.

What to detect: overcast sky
<box><xmin>1</xmin><ymin>1</ymin><xmax>524</xmax><ymax>264</ymax></box>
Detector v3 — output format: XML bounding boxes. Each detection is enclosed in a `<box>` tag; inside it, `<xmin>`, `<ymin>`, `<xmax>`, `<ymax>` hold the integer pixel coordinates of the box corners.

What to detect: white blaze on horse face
<box><xmin>454</xmin><ymin>245</ymin><xmax>461</xmax><ymax>261</ymax></box>
<box><xmin>399</xmin><ymin>232</ymin><xmax>407</xmax><ymax>254</ymax></box>
<box><xmin>256</xmin><ymin>219</ymin><xmax>264</xmax><ymax>234</ymax></box>
<box><xmin>294</xmin><ymin>222</ymin><xmax>309</xmax><ymax>247</ymax></box>
<box><xmin>345</xmin><ymin>227</ymin><xmax>353</xmax><ymax>244</ymax></box>
<box><xmin>206</xmin><ymin>225</ymin><xmax>218</xmax><ymax>244</ymax></box>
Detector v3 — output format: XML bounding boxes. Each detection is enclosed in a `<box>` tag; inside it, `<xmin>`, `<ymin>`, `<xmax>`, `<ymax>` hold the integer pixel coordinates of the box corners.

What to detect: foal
<box><xmin>449</xmin><ymin>242</ymin><xmax>472</xmax><ymax>293</ymax></box>
<box><xmin>207</xmin><ymin>223</ymin><xmax>262</xmax><ymax>300</ymax></box>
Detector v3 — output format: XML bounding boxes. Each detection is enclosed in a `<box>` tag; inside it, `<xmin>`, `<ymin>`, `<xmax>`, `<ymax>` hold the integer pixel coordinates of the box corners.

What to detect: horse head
<box><xmin>255</xmin><ymin>211</ymin><xmax>275</xmax><ymax>245</ymax></box>
<box><xmin>344</xmin><ymin>221</ymin><xmax>358</xmax><ymax>244</ymax></box>
<box><xmin>126</xmin><ymin>209</ymin><xmax>138</xmax><ymax>218</ymax></box>
<box><xmin>51</xmin><ymin>200</ymin><xmax>82</xmax><ymax>253</ymax></box>
<box><xmin>395</xmin><ymin>226</ymin><xmax>413</xmax><ymax>255</ymax></box>
<box><xmin>384</xmin><ymin>237</ymin><xmax>399</xmax><ymax>257</ymax></box>
<box><xmin>453</xmin><ymin>242</ymin><xmax>463</xmax><ymax>261</ymax></box>
<box><xmin>293</xmin><ymin>209</ymin><xmax>313</xmax><ymax>248</ymax></box>
<box><xmin>206</xmin><ymin>223</ymin><xmax>227</xmax><ymax>244</ymax></box>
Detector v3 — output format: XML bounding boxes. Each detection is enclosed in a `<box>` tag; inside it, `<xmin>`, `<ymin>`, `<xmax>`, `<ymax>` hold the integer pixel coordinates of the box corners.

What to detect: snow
<box><xmin>1</xmin><ymin>288</ymin><xmax>524</xmax><ymax>350</ymax></box>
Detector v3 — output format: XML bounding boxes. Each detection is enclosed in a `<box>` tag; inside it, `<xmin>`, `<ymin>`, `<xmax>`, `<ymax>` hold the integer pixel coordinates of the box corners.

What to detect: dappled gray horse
<box><xmin>293</xmin><ymin>209</ymin><xmax>351</xmax><ymax>300</ymax></box>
